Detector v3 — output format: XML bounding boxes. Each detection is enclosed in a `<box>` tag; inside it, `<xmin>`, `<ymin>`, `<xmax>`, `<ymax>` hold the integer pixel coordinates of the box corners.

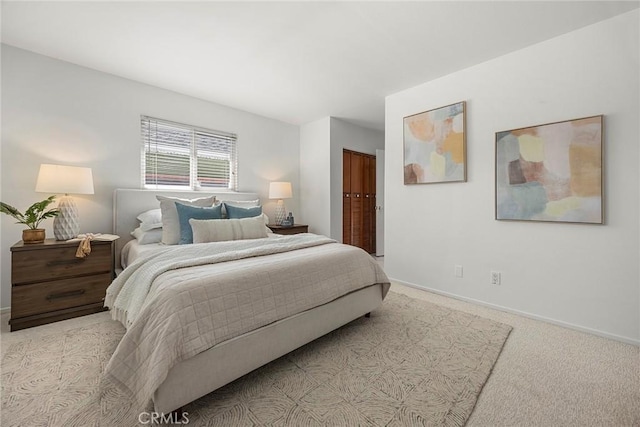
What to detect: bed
<box><xmin>108</xmin><ymin>189</ymin><xmax>390</xmax><ymax>414</ymax></box>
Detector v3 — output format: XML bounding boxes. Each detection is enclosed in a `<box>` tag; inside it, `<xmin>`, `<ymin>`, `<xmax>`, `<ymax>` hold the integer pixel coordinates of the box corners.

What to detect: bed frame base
<box><xmin>153</xmin><ymin>284</ymin><xmax>384</xmax><ymax>414</ymax></box>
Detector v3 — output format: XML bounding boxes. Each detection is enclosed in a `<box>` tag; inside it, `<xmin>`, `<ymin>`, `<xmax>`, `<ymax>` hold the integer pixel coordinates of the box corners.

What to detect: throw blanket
<box><xmin>105</xmin><ymin>234</ymin><xmax>336</xmax><ymax>328</ymax></box>
<box><xmin>104</xmin><ymin>234</ymin><xmax>389</xmax><ymax>406</ymax></box>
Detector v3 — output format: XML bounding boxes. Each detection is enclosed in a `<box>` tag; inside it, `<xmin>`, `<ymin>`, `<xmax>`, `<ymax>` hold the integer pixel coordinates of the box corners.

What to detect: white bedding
<box><xmin>121</xmin><ymin>240</ymin><xmax>168</xmax><ymax>269</ymax></box>
<box><xmin>105</xmin><ymin>234</ymin><xmax>390</xmax><ymax>406</ymax></box>
<box><xmin>107</xmin><ymin>234</ymin><xmax>340</xmax><ymax>327</ymax></box>
<box><xmin>121</xmin><ymin>232</ymin><xmax>282</xmax><ymax>268</ymax></box>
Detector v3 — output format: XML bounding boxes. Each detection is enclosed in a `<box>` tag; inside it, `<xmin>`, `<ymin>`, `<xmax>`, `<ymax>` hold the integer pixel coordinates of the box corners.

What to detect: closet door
<box><xmin>343</xmin><ymin>151</ymin><xmax>351</xmax><ymax>245</ymax></box>
<box><xmin>350</xmin><ymin>152</ymin><xmax>364</xmax><ymax>249</ymax></box>
<box><xmin>369</xmin><ymin>157</ymin><xmax>377</xmax><ymax>254</ymax></box>
<box><xmin>362</xmin><ymin>156</ymin><xmax>372</xmax><ymax>253</ymax></box>
<box><xmin>343</xmin><ymin>150</ymin><xmax>378</xmax><ymax>254</ymax></box>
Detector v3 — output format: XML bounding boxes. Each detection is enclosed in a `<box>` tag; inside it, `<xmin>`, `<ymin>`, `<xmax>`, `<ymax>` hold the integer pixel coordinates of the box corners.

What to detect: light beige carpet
<box><xmin>1</xmin><ymin>291</ymin><xmax>511</xmax><ymax>426</ymax></box>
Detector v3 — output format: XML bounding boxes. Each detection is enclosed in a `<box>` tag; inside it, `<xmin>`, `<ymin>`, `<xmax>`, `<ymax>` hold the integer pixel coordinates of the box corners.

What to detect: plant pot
<box><xmin>23</xmin><ymin>229</ymin><xmax>45</xmax><ymax>244</ymax></box>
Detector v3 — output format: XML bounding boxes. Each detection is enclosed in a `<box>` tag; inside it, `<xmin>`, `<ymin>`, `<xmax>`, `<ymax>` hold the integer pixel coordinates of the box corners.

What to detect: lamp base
<box><xmin>54</xmin><ymin>195</ymin><xmax>80</xmax><ymax>240</ymax></box>
<box><xmin>275</xmin><ymin>200</ymin><xmax>286</xmax><ymax>225</ymax></box>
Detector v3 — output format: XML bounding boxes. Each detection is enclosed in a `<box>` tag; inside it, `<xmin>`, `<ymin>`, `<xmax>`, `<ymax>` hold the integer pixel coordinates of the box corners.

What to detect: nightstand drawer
<box><xmin>11</xmin><ymin>272</ymin><xmax>112</xmax><ymax>318</ymax></box>
<box><xmin>12</xmin><ymin>243</ymin><xmax>112</xmax><ymax>284</ymax></box>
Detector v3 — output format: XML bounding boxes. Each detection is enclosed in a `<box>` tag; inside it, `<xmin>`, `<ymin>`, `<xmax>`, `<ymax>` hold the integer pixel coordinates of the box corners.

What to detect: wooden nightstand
<box><xmin>9</xmin><ymin>239</ymin><xmax>115</xmax><ymax>331</ymax></box>
<box><xmin>267</xmin><ymin>224</ymin><xmax>309</xmax><ymax>235</ymax></box>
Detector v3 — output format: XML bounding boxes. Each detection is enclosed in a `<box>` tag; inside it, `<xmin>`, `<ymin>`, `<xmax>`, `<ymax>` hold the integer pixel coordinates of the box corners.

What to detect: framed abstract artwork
<box><xmin>495</xmin><ymin>115</ymin><xmax>603</xmax><ymax>224</ymax></box>
<box><xmin>403</xmin><ymin>101</ymin><xmax>466</xmax><ymax>184</ymax></box>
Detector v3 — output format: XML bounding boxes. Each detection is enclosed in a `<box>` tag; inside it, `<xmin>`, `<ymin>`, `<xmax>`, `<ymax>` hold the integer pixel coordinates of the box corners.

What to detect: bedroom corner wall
<box><xmin>299</xmin><ymin>117</ymin><xmax>384</xmax><ymax>240</ymax></box>
<box><xmin>0</xmin><ymin>45</ymin><xmax>300</xmax><ymax>309</ymax></box>
<box><xmin>329</xmin><ymin>118</ymin><xmax>385</xmax><ymax>242</ymax></box>
<box><xmin>299</xmin><ymin>117</ymin><xmax>332</xmax><ymax>236</ymax></box>
<box><xmin>384</xmin><ymin>10</ymin><xmax>640</xmax><ymax>343</ymax></box>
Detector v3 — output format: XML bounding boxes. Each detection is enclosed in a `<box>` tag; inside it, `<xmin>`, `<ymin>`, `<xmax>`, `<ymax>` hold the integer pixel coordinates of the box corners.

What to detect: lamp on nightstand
<box><xmin>269</xmin><ymin>181</ymin><xmax>292</xmax><ymax>225</ymax></box>
<box><xmin>35</xmin><ymin>164</ymin><xmax>94</xmax><ymax>240</ymax></box>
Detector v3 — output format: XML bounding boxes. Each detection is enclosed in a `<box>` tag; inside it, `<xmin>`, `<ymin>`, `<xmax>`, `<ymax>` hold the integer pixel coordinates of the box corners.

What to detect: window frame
<box><xmin>140</xmin><ymin>115</ymin><xmax>238</xmax><ymax>191</ymax></box>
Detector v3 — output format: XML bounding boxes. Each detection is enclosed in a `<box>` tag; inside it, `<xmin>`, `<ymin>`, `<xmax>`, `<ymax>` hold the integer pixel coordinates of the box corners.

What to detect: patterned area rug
<box><xmin>1</xmin><ymin>291</ymin><xmax>511</xmax><ymax>426</ymax></box>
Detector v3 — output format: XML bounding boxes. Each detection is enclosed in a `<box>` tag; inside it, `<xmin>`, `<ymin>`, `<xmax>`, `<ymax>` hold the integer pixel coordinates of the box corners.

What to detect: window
<box><xmin>141</xmin><ymin>116</ymin><xmax>237</xmax><ymax>190</ymax></box>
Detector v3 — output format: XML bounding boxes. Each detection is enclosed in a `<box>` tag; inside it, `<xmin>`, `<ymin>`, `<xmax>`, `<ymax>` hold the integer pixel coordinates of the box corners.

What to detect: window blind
<box><xmin>141</xmin><ymin>116</ymin><xmax>237</xmax><ymax>190</ymax></box>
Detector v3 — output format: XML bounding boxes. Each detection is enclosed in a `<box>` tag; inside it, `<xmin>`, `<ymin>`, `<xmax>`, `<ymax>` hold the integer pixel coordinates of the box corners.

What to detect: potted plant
<box><xmin>0</xmin><ymin>196</ymin><xmax>59</xmax><ymax>244</ymax></box>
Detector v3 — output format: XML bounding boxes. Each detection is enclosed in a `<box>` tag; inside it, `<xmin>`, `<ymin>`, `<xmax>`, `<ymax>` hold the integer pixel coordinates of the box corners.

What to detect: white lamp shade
<box><xmin>269</xmin><ymin>182</ymin><xmax>292</xmax><ymax>199</ymax></box>
<box><xmin>35</xmin><ymin>164</ymin><xmax>94</xmax><ymax>195</ymax></box>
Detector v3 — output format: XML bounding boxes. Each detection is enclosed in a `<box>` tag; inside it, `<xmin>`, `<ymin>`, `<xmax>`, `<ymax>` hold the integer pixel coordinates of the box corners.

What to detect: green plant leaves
<box><xmin>0</xmin><ymin>196</ymin><xmax>59</xmax><ymax>229</ymax></box>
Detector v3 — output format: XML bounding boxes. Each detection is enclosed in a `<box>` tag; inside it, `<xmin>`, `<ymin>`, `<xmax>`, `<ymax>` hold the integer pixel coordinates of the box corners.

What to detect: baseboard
<box><xmin>0</xmin><ymin>307</ymin><xmax>10</xmax><ymax>315</ymax></box>
<box><xmin>390</xmin><ymin>277</ymin><xmax>640</xmax><ymax>347</ymax></box>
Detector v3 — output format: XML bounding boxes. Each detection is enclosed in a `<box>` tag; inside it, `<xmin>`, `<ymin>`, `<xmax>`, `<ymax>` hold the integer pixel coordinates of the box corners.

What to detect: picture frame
<box><xmin>403</xmin><ymin>101</ymin><xmax>466</xmax><ymax>184</ymax></box>
<box><xmin>495</xmin><ymin>115</ymin><xmax>603</xmax><ymax>224</ymax></box>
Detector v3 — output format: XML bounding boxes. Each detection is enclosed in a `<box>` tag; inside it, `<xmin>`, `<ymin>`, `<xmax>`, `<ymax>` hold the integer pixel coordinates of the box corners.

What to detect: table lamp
<box><xmin>35</xmin><ymin>164</ymin><xmax>94</xmax><ymax>240</ymax></box>
<box><xmin>269</xmin><ymin>181</ymin><xmax>292</xmax><ymax>225</ymax></box>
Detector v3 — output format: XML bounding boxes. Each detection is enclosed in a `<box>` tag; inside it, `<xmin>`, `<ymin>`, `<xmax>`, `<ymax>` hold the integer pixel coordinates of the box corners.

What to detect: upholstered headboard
<box><xmin>113</xmin><ymin>189</ymin><xmax>260</xmax><ymax>268</ymax></box>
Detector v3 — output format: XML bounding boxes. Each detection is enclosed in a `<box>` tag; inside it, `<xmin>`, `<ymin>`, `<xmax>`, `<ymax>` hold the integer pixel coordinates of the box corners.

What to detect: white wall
<box><xmin>1</xmin><ymin>45</ymin><xmax>300</xmax><ymax>308</ymax></box>
<box><xmin>329</xmin><ymin>118</ymin><xmax>384</xmax><ymax>240</ymax></box>
<box><xmin>300</xmin><ymin>117</ymin><xmax>384</xmax><ymax>240</ymax></box>
<box><xmin>385</xmin><ymin>11</ymin><xmax>639</xmax><ymax>343</ymax></box>
<box><xmin>299</xmin><ymin>117</ymin><xmax>331</xmax><ymax>236</ymax></box>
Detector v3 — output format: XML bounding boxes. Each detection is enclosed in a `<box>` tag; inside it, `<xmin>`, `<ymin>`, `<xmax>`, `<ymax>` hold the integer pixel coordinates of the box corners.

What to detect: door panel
<box><xmin>343</xmin><ymin>149</ymin><xmax>378</xmax><ymax>254</ymax></box>
<box><xmin>375</xmin><ymin>149</ymin><xmax>385</xmax><ymax>256</ymax></box>
<box><xmin>351</xmin><ymin>195</ymin><xmax>363</xmax><ymax>249</ymax></box>
<box><xmin>350</xmin><ymin>152</ymin><xmax>364</xmax><ymax>249</ymax></box>
<box><xmin>362</xmin><ymin>156</ymin><xmax>371</xmax><ymax>253</ymax></box>
<box><xmin>370</xmin><ymin>157</ymin><xmax>377</xmax><ymax>255</ymax></box>
<box><xmin>343</xmin><ymin>151</ymin><xmax>351</xmax><ymax>245</ymax></box>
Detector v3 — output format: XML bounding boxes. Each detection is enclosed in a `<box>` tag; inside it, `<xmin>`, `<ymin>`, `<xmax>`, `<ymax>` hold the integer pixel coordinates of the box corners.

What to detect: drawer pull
<box><xmin>46</xmin><ymin>259</ymin><xmax>84</xmax><ymax>267</ymax></box>
<box><xmin>46</xmin><ymin>289</ymin><xmax>86</xmax><ymax>301</ymax></box>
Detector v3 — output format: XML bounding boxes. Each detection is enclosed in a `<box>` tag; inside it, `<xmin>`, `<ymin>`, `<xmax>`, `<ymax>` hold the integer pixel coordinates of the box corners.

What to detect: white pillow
<box><xmin>221</xmin><ymin>199</ymin><xmax>260</xmax><ymax>207</ymax></box>
<box><xmin>130</xmin><ymin>227</ymin><xmax>163</xmax><ymax>245</ymax></box>
<box><xmin>156</xmin><ymin>195</ymin><xmax>217</xmax><ymax>245</ymax></box>
<box><xmin>220</xmin><ymin>199</ymin><xmax>260</xmax><ymax>217</ymax></box>
<box><xmin>190</xmin><ymin>216</ymin><xmax>268</xmax><ymax>243</ymax></box>
<box><xmin>136</xmin><ymin>208</ymin><xmax>162</xmax><ymax>231</ymax></box>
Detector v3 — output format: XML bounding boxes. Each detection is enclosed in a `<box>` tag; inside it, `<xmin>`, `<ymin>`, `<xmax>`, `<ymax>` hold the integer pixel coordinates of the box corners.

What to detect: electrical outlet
<box><xmin>454</xmin><ymin>265</ymin><xmax>463</xmax><ymax>278</ymax></box>
<box><xmin>490</xmin><ymin>271</ymin><xmax>501</xmax><ymax>285</ymax></box>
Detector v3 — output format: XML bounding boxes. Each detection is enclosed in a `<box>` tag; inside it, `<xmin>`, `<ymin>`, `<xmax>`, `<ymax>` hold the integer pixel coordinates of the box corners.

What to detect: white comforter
<box><xmin>106</xmin><ymin>234</ymin><xmax>336</xmax><ymax>328</ymax></box>
<box><xmin>104</xmin><ymin>234</ymin><xmax>389</xmax><ymax>405</ymax></box>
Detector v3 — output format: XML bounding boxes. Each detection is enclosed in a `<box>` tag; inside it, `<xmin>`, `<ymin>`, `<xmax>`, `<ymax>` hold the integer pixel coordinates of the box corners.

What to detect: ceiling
<box><xmin>2</xmin><ymin>1</ymin><xmax>638</xmax><ymax>131</ymax></box>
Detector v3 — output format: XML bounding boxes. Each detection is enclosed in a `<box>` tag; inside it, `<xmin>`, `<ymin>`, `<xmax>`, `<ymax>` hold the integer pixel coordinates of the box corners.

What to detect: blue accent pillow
<box><xmin>224</xmin><ymin>204</ymin><xmax>262</xmax><ymax>219</ymax></box>
<box><xmin>175</xmin><ymin>202</ymin><xmax>223</xmax><ymax>244</ymax></box>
